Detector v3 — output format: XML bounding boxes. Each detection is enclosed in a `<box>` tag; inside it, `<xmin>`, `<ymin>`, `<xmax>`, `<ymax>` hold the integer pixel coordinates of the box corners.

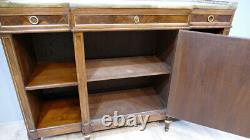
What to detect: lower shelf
<box><xmin>89</xmin><ymin>87</ymin><xmax>164</xmax><ymax>119</ymax></box>
<box><xmin>37</xmin><ymin>97</ymin><xmax>81</xmax><ymax>129</ymax></box>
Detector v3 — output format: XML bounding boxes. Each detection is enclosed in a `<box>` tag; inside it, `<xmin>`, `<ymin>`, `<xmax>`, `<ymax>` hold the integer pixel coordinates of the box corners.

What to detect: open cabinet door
<box><xmin>167</xmin><ymin>30</ymin><xmax>250</xmax><ymax>138</ymax></box>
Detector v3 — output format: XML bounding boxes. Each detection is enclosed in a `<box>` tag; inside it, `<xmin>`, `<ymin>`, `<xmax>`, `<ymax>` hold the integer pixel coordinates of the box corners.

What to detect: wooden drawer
<box><xmin>71</xmin><ymin>8</ymin><xmax>190</xmax><ymax>31</ymax></box>
<box><xmin>73</xmin><ymin>15</ymin><xmax>189</xmax><ymax>31</ymax></box>
<box><xmin>191</xmin><ymin>14</ymin><xmax>231</xmax><ymax>23</ymax></box>
<box><xmin>0</xmin><ymin>15</ymin><xmax>68</xmax><ymax>26</ymax></box>
<box><xmin>0</xmin><ymin>15</ymin><xmax>69</xmax><ymax>32</ymax></box>
<box><xmin>190</xmin><ymin>9</ymin><xmax>234</xmax><ymax>28</ymax></box>
<box><xmin>75</xmin><ymin>15</ymin><xmax>188</xmax><ymax>24</ymax></box>
<box><xmin>75</xmin><ymin>15</ymin><xmax>188</xmax><ymax>30</ymax></box>
<box><xmin>0</xmin><ymin>8</ymin><xmax>70</xmax><ymax>33</ymax></box>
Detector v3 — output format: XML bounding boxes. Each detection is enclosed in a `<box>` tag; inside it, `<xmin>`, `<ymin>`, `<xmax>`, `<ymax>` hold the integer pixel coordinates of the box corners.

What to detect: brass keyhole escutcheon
<box><xmin>29</xmin><ymin>16</ymin><xmax>39</xmax><ymax>25</ymax></box>
<box><xmin>134</xmin><ymin>16</ymin><xmax>140</xmax><ymax>24</ymax></box>
<box><xmin>207</xmin><ymin>15</ymin><xmax>215</xmax><ymax>23</ymax></box>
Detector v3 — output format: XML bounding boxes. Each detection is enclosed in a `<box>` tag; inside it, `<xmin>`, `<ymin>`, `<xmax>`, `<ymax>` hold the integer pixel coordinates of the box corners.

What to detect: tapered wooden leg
<box><xmin>27</xmin><ymin>133</ymin><xmax>41</xmax><ymax>140</ymax></box>
<box><xmin>28</xmin><ymin>138</ymin><xmax>41</xmax><ymax>140</ymax></box>
<box><xmin>82</xmin><ymin>123</ymin><xmax>92</xmax><ymax>140</ymax></box>
<box><xmin>164</xmin><ymin>120</ymin><xmax>171</xmax><ymax>132</ymax></box>
<box><xmin>84</xmin><ymin>135</ymin><xmax>91</xmax><ymax>140</ymax></box>
<box><xmin>164</xmin><ymin>117</ymin><xmax>174</xmax><ymax>132</ymax></box>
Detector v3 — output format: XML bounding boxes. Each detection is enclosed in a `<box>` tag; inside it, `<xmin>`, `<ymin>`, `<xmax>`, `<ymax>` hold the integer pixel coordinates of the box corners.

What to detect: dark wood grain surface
<box><xmin>84</xmin><ymin>31</ymin><xmax>157</xmax><ymax>59</ymax></box>
<box><xmin>0</xmin><ymin>7</ymin><xmax>70</xmax><ymax>33</ymax></box>
<box><xmin>190</xmin><ymin>14</ymin><xmax>231</xmax><ymax>23</ymax></box>
<box><xmin>75</xmin><ymin>15</ymin><xmax>188</xmax><ymax>24</ymax></box>
<box><xmin>0</xmin><ymin>15</ymin><xmax>68</xmax><ymax>26</ymax></box>
<box><xmin>168</xmin><ymin>30</ymin><xmax>250</xmax><ymax>138</ymax></box>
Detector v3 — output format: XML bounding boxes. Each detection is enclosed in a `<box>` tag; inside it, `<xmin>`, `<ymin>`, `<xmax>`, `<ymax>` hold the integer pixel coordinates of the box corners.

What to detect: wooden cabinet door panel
<box><xmin>167</xmin><ymin>30</ymin><xmax>250</xmax><ymax>138</ymax></box>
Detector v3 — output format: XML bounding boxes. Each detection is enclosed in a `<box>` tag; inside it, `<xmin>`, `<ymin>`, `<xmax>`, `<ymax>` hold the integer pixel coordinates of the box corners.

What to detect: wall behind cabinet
<box><xmin>230</xmin><ymin>0</ymin><xmax>250</xmax><ymax>38</ymax></box>
<box><xmin>0</xmin><ymin>40</ymin><xmax>23</xmax><ymax>123</ymax></box>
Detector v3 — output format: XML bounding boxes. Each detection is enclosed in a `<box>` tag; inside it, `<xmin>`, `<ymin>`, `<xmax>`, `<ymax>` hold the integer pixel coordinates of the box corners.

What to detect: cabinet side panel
<box><xmin>11</xmin><ymin>34</ymin><xmax>36</xmax><ymax>85</ymax></box>
<box><xmin>1</xmin><ymin>35</ymin><xmax>36</xmax><ymax>130</ymax></box>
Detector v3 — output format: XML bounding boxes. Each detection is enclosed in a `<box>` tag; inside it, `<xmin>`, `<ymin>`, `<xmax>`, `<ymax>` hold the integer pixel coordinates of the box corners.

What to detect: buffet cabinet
<box><xmin>1</xmin><ymin>6</ymin><xmax>250</xmax><ymax>140</ymax></box>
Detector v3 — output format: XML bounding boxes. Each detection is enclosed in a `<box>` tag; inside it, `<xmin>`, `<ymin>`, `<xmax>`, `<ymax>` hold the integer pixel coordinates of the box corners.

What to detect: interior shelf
<box><xmin>89</xmin><ymin>87</ymin><xmax>164</xmax><ymax>119</ymax></box>
<box><xmin>37</xmin><ymin>96</ymin><xmax>81</xmax><ymax>129</ymax></box>
<box><xmin>25</xmin><ymin>63</ymin><xmax>77</xmax><ymax>90</ymax></box>
<box><xmin>25</xmin><ymin>56</ymin><xmax>170</xmax><ymax>90</ymax></box>
<box><xmin>86</xmin><ymin>56</ymin><xmax>170</xmax><ymax>82</ymax></box>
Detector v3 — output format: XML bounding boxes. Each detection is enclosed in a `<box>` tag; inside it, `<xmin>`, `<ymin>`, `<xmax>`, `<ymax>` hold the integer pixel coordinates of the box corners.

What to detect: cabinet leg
<box><xmin>82</xmin><ymin>123</ymin><xmax>92</xmax><ymax>140</ymax></box>
<box><xmin>27</xmin><ymin>132</ymin><xmax>41</xmax><ymax>140</ymax></box>
<box><xmin>84</xmin><ymin>135</ymin><xmax>91</xmax><ymax>140</ymax></box>
<box><xmin>28</xmin><ymin>135</ymin><xmax>41</xmax><ymax>140</ymax></box>
<box><xmin>164</xmin><ymin>117</ymin><xmax>173</xmax><ymax>132</ymax></box>
<box><xmin>30</xmin><ymin>138</ymin><xmax>41</xmax><ymax>140</ymax></box>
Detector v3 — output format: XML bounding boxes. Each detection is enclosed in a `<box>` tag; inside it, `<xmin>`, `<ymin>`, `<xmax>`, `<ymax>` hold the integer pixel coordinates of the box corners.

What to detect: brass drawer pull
<box><xmin>28</xmin><ymin>16</ymin><xmax>39</xmax><ymax>25</ymax></box>
<box><xmin>134</xmin><ymin>16</ymin><xmax>140</xmax><ymax>24</ymax></box>
<box><xmin>207</xmin><ymin>15</ymin><xmax>215</xmax><ymax>23</ymax></box>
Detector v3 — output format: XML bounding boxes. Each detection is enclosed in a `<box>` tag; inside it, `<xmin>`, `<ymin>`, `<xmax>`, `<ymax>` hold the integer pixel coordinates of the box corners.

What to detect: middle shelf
<box><xmin>26</xmin><ymin>63</ymin><xmax>77</xmax><ymax>90</ymax></box>
<box><xmin>86</xmin><ymin>56</ymin><xmax>170</xmax><ymax>82</ymax></box>
<box><xmin>25</xmin><ymin>56</ymin><xmax>170</xmax><ymax>90</ymax></box>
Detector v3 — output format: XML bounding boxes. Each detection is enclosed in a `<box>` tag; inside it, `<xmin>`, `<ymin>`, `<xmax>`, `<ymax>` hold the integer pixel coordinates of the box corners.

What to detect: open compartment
<box><xmin>84</xmin><ymin>30</ymin><xmax>177</xmax><ymax>82</ymax></box>
<box><xmin>11</xmin><ymin>32</ymin><xmax>82</xmax><ymax>130</ymax></box>
<box><xmin>83</xmin><ymin>30</ymin><xmax>178</xmax><ymax>120</ymax></box>
<box><xmin>190</xmin><ymin>28</ymin><xmax>225</xmax><ymax>34</ymax></box>
<box><xmin>11</xmin><ymin>32</ymin><xmax>77</xmax><ymax>90</ymax></box>
<box><xmin>26</xmin><ymin>87</ymin><xmax>81</xmax><ymax>129</ymax></box>
<box><xmin>87</xmin><ymin>75</ymin><xmax>170</xmax><ymax>120</ymax></box>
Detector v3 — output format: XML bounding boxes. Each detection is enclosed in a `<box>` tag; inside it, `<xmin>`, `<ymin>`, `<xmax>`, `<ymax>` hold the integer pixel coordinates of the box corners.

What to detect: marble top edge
<box><xmin>0</xmin><ymin>1</ymin><xmax>69</xmax><ymax>8</ymax></box>
<box><xmin>0</xmin><ymin>0</ymin><xmax>238</xmax><ymax>9</ymax></box>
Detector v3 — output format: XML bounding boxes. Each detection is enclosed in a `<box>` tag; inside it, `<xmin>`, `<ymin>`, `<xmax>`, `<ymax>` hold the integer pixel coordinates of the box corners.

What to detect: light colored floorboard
<box><xmin>0</xmin><ymin>121</ymin><xmax>27</xmax><ymax>140</ymax></box>
<box><xmin>0</xmin><ymin>121</ymin><xmax>249</xmax><ymax>140</ymax></box>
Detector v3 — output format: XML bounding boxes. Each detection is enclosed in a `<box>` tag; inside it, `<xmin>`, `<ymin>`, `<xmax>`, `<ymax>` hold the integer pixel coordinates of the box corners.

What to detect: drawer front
<box><xmin>74</xmin><ymin>15</ymin><xmax>189</xmax><ymax>30</ymax></box>
<box><xmin>0</xmin><ymin>15</ymin><xmax>68</xmax><ymax>26</ymax></box>
<box><xmin>0</xmin><ymin>7</ymin><xmax>70</xmax><ymax>33</ymax></box>
<box><xmin>189</xmin><ymin>9</ymin><xmax>234</xmax><ymax>27</ymax></box>
<box><xmin>0</xmin><ymin>15</ymin><xmax>69</xmax><ymax>33</ymax></box>
<box><xmin>76</xmin><ymin>15</ymin><xmax>188</xmax><ymax>24</ymax></box>
<box><xmin>191</xmin><ymin>14</ymin><xmax>231</xmax><ymax>23</ymax></box>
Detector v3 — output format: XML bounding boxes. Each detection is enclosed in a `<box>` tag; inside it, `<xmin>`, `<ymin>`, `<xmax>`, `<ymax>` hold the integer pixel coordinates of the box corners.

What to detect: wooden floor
<box><xmin>0</xmin><ymin>121</ymin><xmax>248</xmax><ymax>140</ymax></box>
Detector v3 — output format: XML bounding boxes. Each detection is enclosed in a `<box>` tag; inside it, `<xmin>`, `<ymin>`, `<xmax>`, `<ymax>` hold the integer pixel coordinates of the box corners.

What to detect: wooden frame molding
<box><xmin>73</xmin><ymin>32</ymin><xmax>90</xmax><ymax>132</ymax></box>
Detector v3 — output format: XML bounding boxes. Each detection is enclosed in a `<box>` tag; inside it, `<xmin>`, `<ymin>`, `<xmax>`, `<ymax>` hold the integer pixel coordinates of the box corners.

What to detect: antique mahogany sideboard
<box><xmin>1</xmin><ymin>0</ymin><xmax>250</xmax><ymax>140</ymax></box>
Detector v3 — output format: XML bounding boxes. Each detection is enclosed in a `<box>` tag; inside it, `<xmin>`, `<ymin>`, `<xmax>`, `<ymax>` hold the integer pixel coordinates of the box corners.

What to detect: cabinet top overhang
<box><xmin>0</xmin><ymin>0</ymin><xmax>238</xmax><ymax>9</ymax></box>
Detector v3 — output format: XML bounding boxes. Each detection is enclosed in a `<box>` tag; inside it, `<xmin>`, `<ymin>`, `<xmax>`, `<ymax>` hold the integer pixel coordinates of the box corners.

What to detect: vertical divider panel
<box><xmin>73</xmin><ymin>32</ymin><xmax>90</xmax><ymax>132</ymax></box>
<box><xmin>1</xmin><ymin>34</ymin><xmax>36</xmax><ymax>131</ymax></box>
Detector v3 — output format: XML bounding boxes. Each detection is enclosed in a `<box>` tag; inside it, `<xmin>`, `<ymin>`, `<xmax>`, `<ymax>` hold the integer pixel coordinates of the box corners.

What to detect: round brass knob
<box><xmin>207</xmin><ymin>15</ymin><xmax>215</xmax><ymax>23</ymax></box>
<box><xmin>28</xmin><ymin>16</ymin><xmax>39</xmax><ymax>25</ymax></box>
<box><xmin>134</xmin><ymin>16</ymin><xmax>140</xmax><ymax>24</ymax></box>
